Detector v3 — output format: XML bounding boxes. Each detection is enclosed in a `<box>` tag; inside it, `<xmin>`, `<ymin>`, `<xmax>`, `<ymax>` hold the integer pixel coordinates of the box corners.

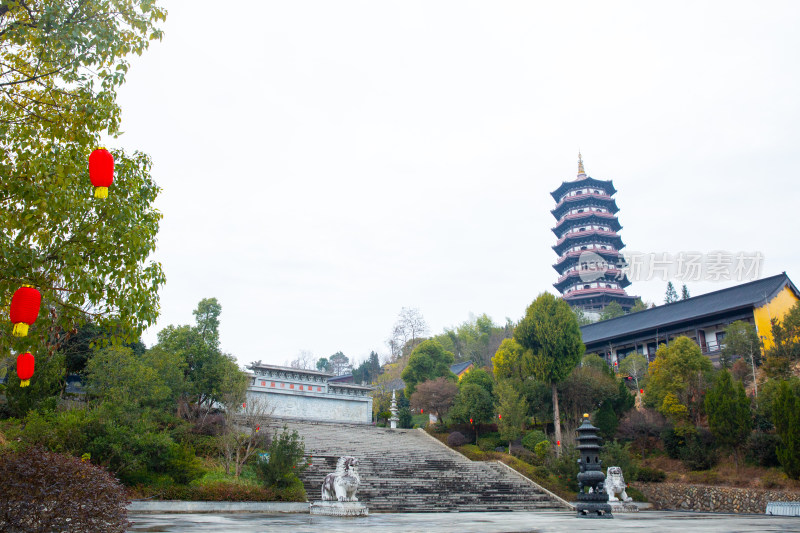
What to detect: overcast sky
<box><xmin>115</xmin><ymin>1</ymin><xmax>800</xmax><ymax>369</ymax></box>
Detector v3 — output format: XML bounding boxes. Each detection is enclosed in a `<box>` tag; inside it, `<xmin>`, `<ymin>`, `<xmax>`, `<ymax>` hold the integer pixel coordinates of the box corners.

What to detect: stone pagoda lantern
<box><xmin>576</xmin><ymin>413</ymin><xmax>613</xmax><ymax>518</ymax></box>
<box><xmin>389</xmin><ymin>390</ymin><xmax>400</xmax><ymax>429</ymax></box>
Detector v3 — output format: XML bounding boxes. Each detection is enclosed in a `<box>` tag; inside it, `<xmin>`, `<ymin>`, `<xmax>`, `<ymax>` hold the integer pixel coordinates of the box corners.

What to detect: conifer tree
<box><xmin>664</xmin><ymin>282</ymin><xmax>679</xmax><ymax>304</ymax></box>
<box><xmin>774</xmin><ymin>381</ymin><xmax>800</xmax><ymax>479</ymax></box>
<box><xmin>705</xmin><ymin>370</ymin><xmax>752</xmax><ymax>465</ymax></box>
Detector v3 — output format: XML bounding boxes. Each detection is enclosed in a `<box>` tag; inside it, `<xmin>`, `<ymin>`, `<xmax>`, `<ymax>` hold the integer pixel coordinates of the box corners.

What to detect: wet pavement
<box><xmin>128</xmin><ymin>510</ymin><xmax>800</xmax><ymax>532</ymax></box>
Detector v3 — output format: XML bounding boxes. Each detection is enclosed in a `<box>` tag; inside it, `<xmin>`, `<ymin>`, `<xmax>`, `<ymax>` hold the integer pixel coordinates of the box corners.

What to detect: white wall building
<box><xmin>246</xmin><ymin>363</ymin><xmax>373</xmax><ymax>424</ymax></box>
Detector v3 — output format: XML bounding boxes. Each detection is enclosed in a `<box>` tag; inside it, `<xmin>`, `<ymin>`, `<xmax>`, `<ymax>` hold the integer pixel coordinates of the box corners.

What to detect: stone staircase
<box><xmin>265</xmin><ymin>419</ymin><xmax>571</xmax><ymax>513</ymax></box>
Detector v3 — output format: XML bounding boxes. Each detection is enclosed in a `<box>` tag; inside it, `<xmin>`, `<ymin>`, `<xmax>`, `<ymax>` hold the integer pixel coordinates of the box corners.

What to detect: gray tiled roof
<box><xmin>580</xmin><ymin>273</ymin><xmax>797</xmax><ymax>345</ymax></box>
<box><xmin>449</xmin><ymin>361</ymin><xmax>474</xmax><ymax>375</ymax></box>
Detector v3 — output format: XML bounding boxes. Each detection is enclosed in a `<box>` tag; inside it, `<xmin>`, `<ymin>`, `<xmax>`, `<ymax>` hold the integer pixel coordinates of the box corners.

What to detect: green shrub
<box><xmin>625</xmin><ymin>486</ymin><xmax>648</xmax><ymax>502</ymax></box>
<box><xmin>681</xmin><ymin>431</ymin><xmax>718</xmax><ymax>471</ymax></box>
<box><xmin>635</xmin><ymin>466</ymin><xmax>666</xmax><ymax>482</ymax></box>
<box><xmin>546</xmin><ymin>446</ymin><xmax>580</xmax><ymax>492</ymax></box>
<box><xmin>534</xmin><ymin>440</ymin><xmax>551</xmax><ymax>461</ymax></box>
<box><xmin>521</xmin><ymin>430</ymin><xmax>547</xmax><ymax>451</ymax></box>
<box><xmin>746</xmin><ymin>431</ymin><xmax>781</xmax><ymax>467</ymax></box>
<box><xmin>477</xmin><ymin>432</ymin><xmax>503</xmax><ymax>451</ymax></box>
<box><xmin>600</xmin><ymin>440</ymin><xmax>638</xmax><ymax>479</ymax></box>
<box><xmin>254</xmin><ymin>426</ymin><xmax>308</xmax><ymax>488</ymax></box>
<box><xmin>0</xmin><ymin>447</ymin><xmax>129</xmax><ymax>532</ymax></box>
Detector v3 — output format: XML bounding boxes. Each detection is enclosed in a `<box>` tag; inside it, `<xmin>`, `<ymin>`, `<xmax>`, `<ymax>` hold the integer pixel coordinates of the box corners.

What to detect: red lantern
<box><xmin>420</xmin><ymin>408</ymin><xmax>423</xmax><ymax>414</ymax></box>
<box><xmin>9</xmin><ymin>285</ymin><xmax>41</xmax><ymax>337</ymax></box>
<box><xmin>639</xmin><ymin>389</ymin><xmax>644</xmax><ymax>394</ymax></box>
<box><xmin>17</xmin><ymin>352</ymin><xmax>35</xmax><ymax>387</ymax></box>
<box><xmin>89</xmin><ymin>148</ymin><xmax>114</xmax><ymax>198</ymax></box>
<box><xmin>469</xmin><ymin>418</ymin><xmax>473</xmax><ymax>424</ymax></box>
<box><xmin>557</xmin><ymin>440</ymin><xmax>561</xmax><ymax>446</ymax></box>
<box><xmin>498</xmin><ymin>414</ymin><xmax>502</xmax><ymax>420</ymax></box>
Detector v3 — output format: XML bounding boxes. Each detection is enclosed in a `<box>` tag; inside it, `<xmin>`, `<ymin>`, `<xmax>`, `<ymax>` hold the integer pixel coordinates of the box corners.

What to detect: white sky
<box><xmin>116</xmin><ymin>1</ymin><xmax>800</xmax><ymax>368</ymax></box>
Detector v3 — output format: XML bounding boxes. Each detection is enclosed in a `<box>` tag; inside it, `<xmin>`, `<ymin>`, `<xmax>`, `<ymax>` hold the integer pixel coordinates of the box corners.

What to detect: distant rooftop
<box><xmin>450</xmin><ymin>361</ymin><xmax>474</xmax><ymax>376</ymax></box>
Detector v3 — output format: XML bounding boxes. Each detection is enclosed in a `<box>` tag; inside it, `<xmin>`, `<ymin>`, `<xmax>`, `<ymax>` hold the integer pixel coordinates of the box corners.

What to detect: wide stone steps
<box><xmin>264</xmin><ymin>419</ymin><xmax>568</xmax><ymax>513</ymax></box>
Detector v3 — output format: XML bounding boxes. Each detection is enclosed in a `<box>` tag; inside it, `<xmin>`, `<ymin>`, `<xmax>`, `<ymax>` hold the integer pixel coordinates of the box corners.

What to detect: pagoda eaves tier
<box><xmin>550</xmin><ymin>156</ymin><xmax>637</xmax><ymax>313</ymax></box>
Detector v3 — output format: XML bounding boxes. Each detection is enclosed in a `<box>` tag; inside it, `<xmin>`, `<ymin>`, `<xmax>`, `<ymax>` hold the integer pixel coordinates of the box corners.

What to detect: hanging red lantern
<box><xmin>9</xmin><ymin>285</ymin><xmax>41</xmax><ymax>337</ymax></box>
<box><xmin>89</xmin><ymin>148</ymin><xmax>114</xmax><ymax>198</ymax></box>
<box><xmin>17</xmin><ymin>352</ymin><xmax>35</xmax><ymax>387</ymax></box>
<box><xmin>498</xmin><ymin>414</ymin><xmax>502</xmax><ymax>420</ymax></box>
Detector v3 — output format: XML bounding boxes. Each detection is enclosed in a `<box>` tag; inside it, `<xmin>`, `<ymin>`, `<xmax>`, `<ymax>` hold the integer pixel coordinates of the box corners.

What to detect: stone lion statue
<box><xmin>321</xmin><ymin>456</ymin><xmax>361</xmax><ymax>502</ymax></box>
<box><xmin>605</xmin><ymin>466</ymin><xmax>632</xmax><ymax>502</ymax></box>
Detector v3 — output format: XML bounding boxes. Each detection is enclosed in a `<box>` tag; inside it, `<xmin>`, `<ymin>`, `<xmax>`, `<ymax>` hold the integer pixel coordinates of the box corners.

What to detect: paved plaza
<box><xmin>128</xmin><ymin>510</ymin><xmax>800</xmax><ymax>532</ymax></box>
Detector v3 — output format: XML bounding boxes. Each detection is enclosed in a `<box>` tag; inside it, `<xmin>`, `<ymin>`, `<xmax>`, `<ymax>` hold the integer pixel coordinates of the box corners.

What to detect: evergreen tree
<box><xmin>705</xmin><ymin>370</ymin><xmax>752</xmax><ymax>465</ymax></box>
<box><xmin>664</xmin><ymin>282</ymin><xmax>679</xmax><ymax>304</ymax></box>
<box><xmin>594</xmin><ymin>401</ymin><xmax>618</xmax><ymax>441</ymax></box>
<box><xmin>514</xmin><ymin>293</ymin><xmax>584</xmax><ymax>457</ymax></box>
<box><xmin>774</xmin><ymin>381</ymin><xmax>800</xmax><ymax>479</ymax></box>
<box><xmin>681</xmin><ymin>284</ymin><xmax>691</xmax><ymax>300</ymax></box>
<box><xmin>495</xmin><ymin>380</ymin><xmax>528</xmax><ymax>444</ymax></box>
<box><xmin>599</xmin><ymin>301</ymin><xmax>625</xmax><ymax>321</ymax></box>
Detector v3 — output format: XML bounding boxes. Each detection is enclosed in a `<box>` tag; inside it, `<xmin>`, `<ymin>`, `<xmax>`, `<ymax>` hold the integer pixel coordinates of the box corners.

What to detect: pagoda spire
<box><xmin>577</xmin><ymin>151</ymin><xmax>586</xmax><ymax>178</ymax></box>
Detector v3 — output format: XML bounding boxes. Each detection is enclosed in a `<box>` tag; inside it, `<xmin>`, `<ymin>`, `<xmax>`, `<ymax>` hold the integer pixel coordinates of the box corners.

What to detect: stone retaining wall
<box><xmin>635</xmin><ymin>482</ymin><xmax>800</xmax><ymax>514</ymax></box>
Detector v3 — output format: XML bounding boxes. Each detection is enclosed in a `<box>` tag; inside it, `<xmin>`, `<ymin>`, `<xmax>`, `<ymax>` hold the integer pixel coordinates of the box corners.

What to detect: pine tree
<box><xmin>774</xmin><ymin>381</ymin><xmax>800</xmax><ymax>479</ymax></box>
<box><xmin>704</xmin><ymin>370</ymin><xmax>752</xmax><ymax>465</ymax></box>
<box><xmin>681</xmin><ymin>284</ymin><xmax>691</xmax><ymax>300</ymax></box>
<box><xmin>665</xmin><ymin>282</ymin><xmax>679</xmax><ymax>304</ymax></box>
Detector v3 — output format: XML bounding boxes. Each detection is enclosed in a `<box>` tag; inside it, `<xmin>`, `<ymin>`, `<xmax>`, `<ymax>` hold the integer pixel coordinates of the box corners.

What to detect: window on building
<box><xmin>584</xmin><ymin>284</ymin><xmax>590</xmax><ymax>290</ymax></box>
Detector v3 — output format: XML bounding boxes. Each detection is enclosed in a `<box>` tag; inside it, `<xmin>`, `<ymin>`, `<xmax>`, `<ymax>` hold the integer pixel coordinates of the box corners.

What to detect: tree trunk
<box><xmin>552</xmin><ymin>382</ymin><xmax>562</xmax><ymax>458</ymax></box>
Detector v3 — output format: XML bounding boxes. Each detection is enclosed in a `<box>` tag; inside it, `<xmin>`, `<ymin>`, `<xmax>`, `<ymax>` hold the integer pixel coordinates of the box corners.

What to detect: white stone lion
<box><xmin>321</xmin><ymin>456</ymin><xmax>361</xmax><ymax>502</ymax></box>
<box><xmin>605</xmin><ymin>466</ymin><xmax>632</xmax><ymax>502</ymax></box>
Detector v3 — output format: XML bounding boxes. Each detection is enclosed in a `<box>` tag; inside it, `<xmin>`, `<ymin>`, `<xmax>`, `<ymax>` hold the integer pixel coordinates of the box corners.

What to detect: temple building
<box><xmin>551</xmin><ymin>154</ymin><xmax>637</xmax><ymax>315</ymax></box>
<box><xmin>246</xmin><ymin>362</ymin><xmax>373</xmax><ymax>424</ymax></box>
<box><xmin>580</xmin><ymin>273</ymin><xmax>799</xmax><ymax>366</ymax></box>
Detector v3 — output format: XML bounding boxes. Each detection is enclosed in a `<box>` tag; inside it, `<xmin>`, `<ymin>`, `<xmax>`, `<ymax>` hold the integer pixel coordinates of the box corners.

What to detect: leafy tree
<box><xmin>85</xmin><ymin>345</ymin><xmax>172</xmax><ymax>408</ymax></box>
<box><xmin>448</xmin><ymin>383</ymin><xmax>495</xmax><ymax>441</ymax></box>
<box><xmin>495</xmin><ymin>380</ymin><xmax>528</xmax><ymax>445</ymax></box>
<box><xmin>581</xmin><ymin>353</ymin><xmax>613</xmax><ymax>377</ymax></box>
<box><xmin>619</xmin><ymin>352</ymin><xmax>648</xmax><ymax>390</ymax></box>
<box><xmin>459</xmin><ymin>368</ymin><xmax>494</xmax><ymax>396</ymax></box>
<box><xmin>664</xmin><ymin>282</ymin><xmax>679</xmax><ymax>304</ymax></box>
<box><xmin>0</xmin><ymin>0</ymin><xmax>167</xmax><ymax>363</ymax></box>
<box><xmin>514</xmin><ymin>292</ymin><xmax>584</xmax><ymax>456</ymax></box>
<box><xmin>773</xmin><ymin>381</ymin><xmax>800</xmax><ymax>479</ymax></box>
<box><xmin>764</xmin><ymin>302</ymin><xmax>800</xmax><ymax>379</ymax></box>
<box><xmin>705</xmin><ymin>370</ymin><xmax>752</xmax><ymax>465</ymax></box>
<box><xmin>645</xmin><ymin>336</ymin><xmax>712</xmax><ymax>423</ymax></box>
<box><xmin>328</xmin><ymin>351</ymin><xmax>351</xmax><ymax>375</ymax></box>
<box><xmin>491</xmin><ymin>338</ymin><xmax>527</xmax><ymax>383</ymax></box>
<box><xmin>410</xmin><ymin>377</ymin><xmax>459</xmax><ymax>421</ymax></box>
<box><xmin>681</xmin><ymin>284</ymin><xmax>691</xmax><ymax>300</ymax></box>
<box><xmin>401</xmin><ymin>339</ymin><xmax>456</xmax><ymax>396</ymax></box>
<box><xmin>316</xmin><ymin>357</ymin><xmax>331</xmax><ymax>373</ymax></box>
<box><xmin>721</xmin><ymin>321</ymin><xmax>762</xmax><ymax>392</ymax></box>
<box><xmin>558</xmin><ymin>366</ymin><xmax>617</xmax><ymax>428</ymax></box>
<box><xmin>154</xmin><ymin>299</ymin><xmax>248</xmax><ymax>419</ymax></box>
<box><xmin>433</xmin><ymin>313</ymin><xmax>514</xmax><ymax>367</ymax></box>
<box><xmin>571</xmin><ymin>306</ymin><xmax>594</xmax><ymax>326</ymax></box>
<box><xmin>599</xmin><ymin>301</ymin><xmax>625</xmax><ymax>321</ymax></box>
<box><xmin>629</xmin><ymin>298</ymin><xmax>648</xmax><ymax>313</ymax></box>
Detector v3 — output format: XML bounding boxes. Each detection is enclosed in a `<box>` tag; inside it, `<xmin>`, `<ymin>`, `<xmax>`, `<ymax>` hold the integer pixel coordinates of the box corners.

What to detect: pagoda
<box><xmin>550</xmin><ymin>154</ymin><xmax>636</xmax><ymax>315</ymax></box>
